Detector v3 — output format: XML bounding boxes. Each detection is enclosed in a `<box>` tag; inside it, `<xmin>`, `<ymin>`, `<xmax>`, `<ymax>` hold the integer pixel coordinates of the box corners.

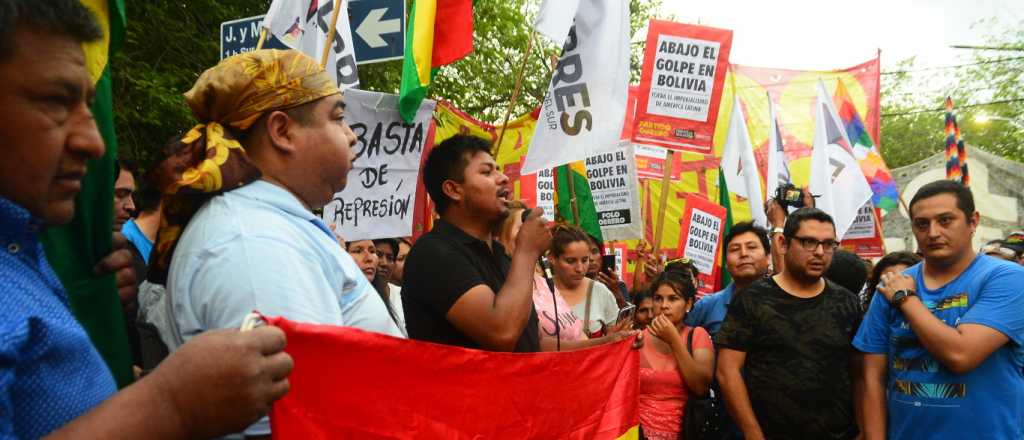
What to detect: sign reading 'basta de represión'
<box><xmin>321</xmin><ymin>89</ymin><xmax>435</xmax><ymax>241</ymax></box>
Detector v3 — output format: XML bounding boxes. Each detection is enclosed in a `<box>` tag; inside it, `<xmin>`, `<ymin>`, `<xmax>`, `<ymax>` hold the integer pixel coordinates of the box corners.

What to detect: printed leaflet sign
<box><xmin>678</xmin><ymin>194</ymin><xmax>726</xmax><ymax>297</ymax></box>
<box><xmin>633</xmin><ymin>20</ymin><xmax>733</xmax><ymax>153</ymax></box>
<box><xmin>585</xmin><ymin>142</ymin><xmax>643</xmax><ymax>241</ymax></box>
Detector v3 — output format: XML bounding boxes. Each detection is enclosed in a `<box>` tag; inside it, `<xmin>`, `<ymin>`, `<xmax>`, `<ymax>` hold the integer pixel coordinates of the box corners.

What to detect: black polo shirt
<box><xmin>402</xmin><ymin>219</ymin><xmax>540</xmax><ymax>352</ymax></box>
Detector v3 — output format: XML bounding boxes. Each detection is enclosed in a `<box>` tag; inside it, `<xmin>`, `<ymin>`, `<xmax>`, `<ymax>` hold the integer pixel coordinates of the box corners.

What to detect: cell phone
<box><xmin>616</xmin><ymin>304</ymin><xmax>636</xmax><ymax>324</ymax></box>
<box><xmin>601</xmin><ymin>254</ymin><xmax>617</xmax><ymax>274</ymax></box>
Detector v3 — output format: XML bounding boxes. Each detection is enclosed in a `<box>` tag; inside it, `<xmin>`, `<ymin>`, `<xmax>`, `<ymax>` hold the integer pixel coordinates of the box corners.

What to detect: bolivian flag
<box><xmin>267</xmin><ymin>316</ymin><xmax>640</xmax><ymax>439</ymax></box>
<box><xmin>40</xmin><ymin>0</ymin><xmax>132</xmax><ymax>388</ymax></box>
<box><xmin>554</xmin><ymin>161</ymin><xmax>603</xmax><ymax>242</ymax></box>
<box><xmin>398</xmin><ymin>0</ymin><xmax>474</xmax><ymax>122</ymax></box>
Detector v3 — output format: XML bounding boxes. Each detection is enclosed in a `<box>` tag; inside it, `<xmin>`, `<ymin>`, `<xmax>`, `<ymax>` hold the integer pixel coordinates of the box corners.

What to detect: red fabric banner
<box><xmin>633</xmin><ymin>20</ymin><xmax>733</xmax><ymax>153</ymax></box>
<box><xmin>266</xmin><ymin>316</ymin><xmax>640</xmax><ymax>439</ymax></box>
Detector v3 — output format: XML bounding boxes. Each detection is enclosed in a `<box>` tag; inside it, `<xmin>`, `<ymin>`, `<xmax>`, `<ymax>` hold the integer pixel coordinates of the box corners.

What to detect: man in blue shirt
<box><xmin>0</xmin><ymin>2</ymin><xmax>292</xmax><ymax>438</ymax></box>
<box><xmin>854</xmin><ymin>180</ymin><xmax>1024</xmax><ymax>439</ymax></box>
<box><xmin>685</xmin><ymin>221</ymin><xmax>771</xmax><ymax>336</ymax></box>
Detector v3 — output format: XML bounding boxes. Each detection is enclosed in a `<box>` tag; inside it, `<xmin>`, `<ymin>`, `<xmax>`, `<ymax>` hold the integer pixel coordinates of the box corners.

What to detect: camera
<box><xmin>774</xmin><ymin>183</ymin><xmax>805</xmax><ymax>210</ymax></box>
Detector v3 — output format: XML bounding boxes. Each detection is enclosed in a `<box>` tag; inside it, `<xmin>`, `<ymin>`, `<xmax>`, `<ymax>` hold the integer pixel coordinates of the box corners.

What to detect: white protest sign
<box><xmin>584</xmin><ymin>141</ymin><xmax>643</xmax><ymax>241</ymax></box>
<box><xmin>322</xmin><ymin>89</ymin><xmax>435</xmax><ymax>240</ymax></box>
<box><xmin>535</xmin><ymin>168</ymin><xmax>556</xmax><ymax>220</ymax></box>
<box><xmin>645</xmin><ymin>35</ymin><xmax>721</xmax><ymax>121</ymax></box>
<box><xmin>680</xmin><ymin>196</ymin><xmax>726</xmax><ymax>276</ymax></box>
<box><xmin>843</xmin><ymin>202</ymin><xmax>876</xmax><ymax>240</ymax></box>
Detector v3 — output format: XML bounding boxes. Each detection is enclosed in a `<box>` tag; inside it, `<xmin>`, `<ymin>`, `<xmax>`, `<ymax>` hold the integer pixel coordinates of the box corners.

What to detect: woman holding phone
<box><xmin>497</xmin><ymin>214</ymin><xmax>635</xmax><ymax>349</ymax></box>
<box><xmin>548</xmin><ymin>224</ymin><xmax>628</xmax><ymax>337</ymax></box>
<box><xmin>639</xmin><ymin>264</ymin><xmax>714</xmax><ymax>439</ymax></box>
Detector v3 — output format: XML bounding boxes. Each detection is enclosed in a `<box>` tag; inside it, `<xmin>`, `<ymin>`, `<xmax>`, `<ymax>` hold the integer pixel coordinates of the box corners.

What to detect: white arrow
<box><xmin>356</xmin><ymin>8</ymin><xmax>401</xmax><ymax>48</ymax></box>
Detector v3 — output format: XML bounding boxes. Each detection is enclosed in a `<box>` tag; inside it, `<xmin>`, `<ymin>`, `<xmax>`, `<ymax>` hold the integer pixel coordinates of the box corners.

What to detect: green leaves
<box><xmin>880</xmin><ymin>19</ymin><xmax>1024</xmax><ymax>168</ymax></box>
<box><xmin>113</xmin><ymin>0</ymin><xmax>661</xmax><ymax>169</ymax></box>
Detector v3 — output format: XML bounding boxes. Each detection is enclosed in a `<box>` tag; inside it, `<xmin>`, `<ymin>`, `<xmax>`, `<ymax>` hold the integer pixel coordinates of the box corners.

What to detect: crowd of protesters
<box><xmin>4</xmin><ymin>2</ymin><xmax>1024</xmax><ymax>439</ymax></box>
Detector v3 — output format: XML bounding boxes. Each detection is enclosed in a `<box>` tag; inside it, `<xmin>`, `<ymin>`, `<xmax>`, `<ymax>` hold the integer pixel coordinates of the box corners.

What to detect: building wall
<box><xmin>883</xmin><ymin>147</ymin><xmax>1024</xmax><ymax>253</ymax></box>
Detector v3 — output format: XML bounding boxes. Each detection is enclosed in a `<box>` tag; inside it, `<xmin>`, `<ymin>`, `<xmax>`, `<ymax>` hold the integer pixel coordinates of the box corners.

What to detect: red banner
<box><xmin>266</xmin><ymin>316</ymin><xmax>640</xmax><ymax>439</ymax></box>
<box><xmin>633</xmin><ymin>20</ymin><xmax>733</xmax><ymax>153</ymax></box>
<box><xmin>677</xmin><ymin>194</ymin><xmax>727</xmax><ymax>298</ymax></box>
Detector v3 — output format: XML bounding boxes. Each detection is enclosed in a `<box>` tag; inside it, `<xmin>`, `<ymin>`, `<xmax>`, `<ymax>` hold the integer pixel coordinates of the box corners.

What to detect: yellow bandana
<box><xmin>149</xmin><ymin>49</ymin><xmax>339</xmax><ymax>283</ymax></box>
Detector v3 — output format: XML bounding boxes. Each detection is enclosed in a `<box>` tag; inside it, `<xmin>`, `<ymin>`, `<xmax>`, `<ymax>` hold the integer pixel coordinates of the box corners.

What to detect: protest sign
<box><xmin>678</xmin><ymin>194</ymin><xmax>726</xmax><ymax>297</ymax></box>
<box><xmin>844</xmin><ymin>202</ymin><xmax>875</xmax><ymax>240</ymax></box>
<box><xmin>585</xmin><ymin>142</ymin><xmax>643</xmax><ymax>241</ymax></box>
<box><xmin>841</xmin><ymin>202</ymin><xmax>885</xmax><ymax>258</ymax></box>
<box><xmin>519</xmin><ymin>166</ymin><xmax>557</xmax><ymax>221</ymax></box>
<box><xmin>634</xmin><ymin>20</ymin><xmax>732</xmax><ymax>153</ymax></box>
<box><xmin>634</xmin><ymin>144</ymin><xmax>678</xmax><ymax>180</ymax></box>
<box><xmin>322</xmin><ymin>89</ymin><xmax>435</xmax><ymax>240</ymax></box>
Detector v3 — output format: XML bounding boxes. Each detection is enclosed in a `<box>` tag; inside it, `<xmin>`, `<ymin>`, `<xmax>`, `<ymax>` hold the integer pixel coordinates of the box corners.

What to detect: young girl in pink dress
<box><xmin>639</xmin><ymin>264</ymin><xmax>714</xmax><ymax>439</ymax></box>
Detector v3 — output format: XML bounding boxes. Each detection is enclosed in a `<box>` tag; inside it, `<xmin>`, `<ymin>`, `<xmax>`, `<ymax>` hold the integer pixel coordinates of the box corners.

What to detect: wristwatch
<box><xmin>770</xmin><ymin>227</ymin><xmax>784</xmax><ymax>236</ymax></box>
<box><xmin>889</xmin><ymin>289</ymin><xmax>916</xmax><ymax>307</ymax></box>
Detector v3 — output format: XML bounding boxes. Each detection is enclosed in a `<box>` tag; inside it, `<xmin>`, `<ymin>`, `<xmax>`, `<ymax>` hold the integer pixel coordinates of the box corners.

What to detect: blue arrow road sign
<box><xmin>220</xmin><ymin>1</ymin><xmax>405</xmax><ymax>64</ymax></box>
<box><xmin>220</xmin><ymin>15</ymin><xmax>287</xmax><ymax>60</ymax></box>
<box><xmin>349</xmin><ymin>0</ymin><xmax>405</xmax><ymax>64</ymax></box>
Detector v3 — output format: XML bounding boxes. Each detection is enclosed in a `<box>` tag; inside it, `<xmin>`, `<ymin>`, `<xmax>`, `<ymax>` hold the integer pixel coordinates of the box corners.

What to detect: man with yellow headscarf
<box><xmin>155</xmin><ymin>49</ymin><xmax>403</xmax><ymax>437</ymax></box>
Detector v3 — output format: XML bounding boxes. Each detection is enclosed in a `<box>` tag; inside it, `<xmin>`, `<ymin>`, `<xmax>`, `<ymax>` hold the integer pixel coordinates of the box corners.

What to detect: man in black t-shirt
<box><xmin>402</xmin><ymin>135</ymin><xmax>552</xmax><ymax>352</ymax></box>
<box><xmin>716</xmin><ymin>208</ymin><xmax>862</xmax><ymax>440</ymax></box>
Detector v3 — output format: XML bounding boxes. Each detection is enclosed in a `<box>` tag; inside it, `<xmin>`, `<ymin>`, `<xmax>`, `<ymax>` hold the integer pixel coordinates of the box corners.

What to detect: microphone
<box><xmin>522</xmin><ymin>208</ymin><xmax>560</xmax><ymax>350</ymax></box>
<box><xmin>521</xmin><ymin>209</ymin><xmax>557</xmax><ymax>294</ymax></box>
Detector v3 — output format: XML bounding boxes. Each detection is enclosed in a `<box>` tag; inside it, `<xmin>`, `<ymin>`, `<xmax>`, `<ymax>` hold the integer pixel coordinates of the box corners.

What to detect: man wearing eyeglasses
<box><xmin>715</xmin><ymin>208</ymin><xmax>863</xmax><ymax>440</ymax></box>
<box><xmin>854</xmin><ymin>180</ymin><xmax>1024</xmax><ymax>440</ymax></box>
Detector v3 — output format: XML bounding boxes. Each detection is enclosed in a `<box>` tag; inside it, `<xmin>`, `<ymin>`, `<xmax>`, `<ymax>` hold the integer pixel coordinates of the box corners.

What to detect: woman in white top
<box><xmin>549</xmin><ymin>224</ymin><xmax>623</xmax><ymax>337</ymax></box>
<box><xmin>497</xmin><ymin>209</ymin><xmax>633</xmax><ymax>348</ymax></box>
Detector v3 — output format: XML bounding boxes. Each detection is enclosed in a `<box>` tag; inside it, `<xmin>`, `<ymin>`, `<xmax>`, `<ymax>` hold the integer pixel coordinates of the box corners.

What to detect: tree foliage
<box><xmin>879</xmin><ymin>19</ymin><xmax>1024</xmax><ymax>169</ymax></box>
<box><xmin>112</xmin><ymin>0</ymin><xmax>662</xmax><ymax>169</ymax></box>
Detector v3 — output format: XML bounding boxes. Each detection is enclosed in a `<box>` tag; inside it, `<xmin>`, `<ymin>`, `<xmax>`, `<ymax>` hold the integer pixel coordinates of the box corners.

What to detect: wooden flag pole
<box><xmin>256</xmin><ymin>28</ymin><xmax>268</xmax><ymax>50</ymax></box>
<box><xmin>871</xmin><ymin>207</ymin><xmax>888</xmax><ymax>254</ymax></box>
<box><xmin>632</xmin><ymin>181</ymin><xmax>650</xmax><ymax>286</ymax></box>
<box><xmin>493</xmin><ymin>30</ymin><xmax>537</xmax><ymax>160</ymax></box>
<box><xmin>565</xmin><ymin>166</ymin><xmax>581</xmax><ymax>226</ymax></box>
<box><xmin>652</xmin><ymin>150</ymin><xmax>676</xmax><ymax>256</ymax></box>
<box><xmin>320</xmin><ymin>0</ymin><xmax>343</xmax><ymax>69</ymax></box>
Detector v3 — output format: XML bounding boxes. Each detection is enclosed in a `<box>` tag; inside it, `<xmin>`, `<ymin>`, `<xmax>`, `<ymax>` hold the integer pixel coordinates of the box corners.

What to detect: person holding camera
<box><xmin>765</xmin><ymin>184</ymin><xmax>816</xmax><ymax>274</ymax></box>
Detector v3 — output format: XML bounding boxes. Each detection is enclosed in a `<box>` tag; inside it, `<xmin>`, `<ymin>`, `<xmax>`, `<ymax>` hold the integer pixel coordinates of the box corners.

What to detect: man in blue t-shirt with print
<box><xmin>854</xmin><ymin>180</ymin><xmax>1024</xmax><ymax>439</ymax></box>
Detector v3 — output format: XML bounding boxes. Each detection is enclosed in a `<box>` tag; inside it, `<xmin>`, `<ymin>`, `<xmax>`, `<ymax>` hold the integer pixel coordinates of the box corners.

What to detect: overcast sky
<box><xmin>658</xmin><ymin>0</ymin><xmax>1023</xmax><ymax>71</ymax></box>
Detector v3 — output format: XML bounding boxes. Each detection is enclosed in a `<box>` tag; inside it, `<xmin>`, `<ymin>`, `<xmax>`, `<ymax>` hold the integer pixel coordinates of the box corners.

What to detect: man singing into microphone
<box><xmin>402</xmin><ymin>135</ymin><xmax>553</xmax><ymax>352</ymax></box>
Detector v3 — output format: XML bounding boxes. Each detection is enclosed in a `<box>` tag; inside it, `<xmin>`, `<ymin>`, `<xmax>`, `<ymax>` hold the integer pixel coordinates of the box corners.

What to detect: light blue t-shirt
<box><xmin>167</xmin><ymin>180</ymin><xmax>403</xmax><ymax>436</ymax></box>
<box><xmin>853</xmin><ymin>254</ymin><xmax>1024</xmax><ymax>440</ymax></box>
<box><xmin>684</xmin><ymin>283</ymin><xmax>734</xmax><ymax>336</ymax></box>
<box><xmin>121</xmin><ymin>219</ymin><xmax>153</xmax><ymax>264</ymax></box>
